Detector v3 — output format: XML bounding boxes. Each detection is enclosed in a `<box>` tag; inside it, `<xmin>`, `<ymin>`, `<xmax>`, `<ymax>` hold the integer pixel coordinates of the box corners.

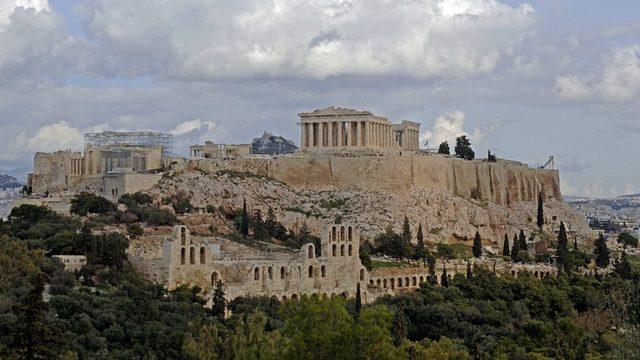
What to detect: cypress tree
<box><xmin>511</xmin><ymin>234</ymin><xmax>520</xmax><ymax>260</ymax></box>
<box><xmin>594</xmin><ymin>233</ymin><xmax>610</xmax><ymax>268</ymax></box>
<box><xmin>438</xmin><ymin>141</ymin><xmax>450</xmax><ymax>155</ymax></box>
<box><xmin>537</xmin><ymin>191</ymin><xmax>544</xmax><ymax>229</ymax></box>
<box><xmin>518</xmin><ymin>230</ymin><xmax>528</xmax><ymax>252</ymax></box>
<box><xmin>614</xmin><ymin>249</ymin><xmax>633</xmax><ymax>280</ymax></box>
<box><xmin>466</xmin><ymin>260</ymin><xmax>473</xmax><ymax>279</ymax></box>
<box><xmin>392</xmin><ymin>309</ymin><xmax>408</xmax><ymax>346</ymax></box>
<box><xmin>441</xmin><ymin>265</ymin><xmax>449</xmax><ymax>287</ymax></box>
<box><xmin>502</xmin><ymin>234</ymin><xmax>510</xmax><ymax>256</ymax></box>
<box><xmin>472</xmin><ymin>231</ymin><xmax>482</xmax><ymax>258</ymax></box>
<box><xmin>241</xmin><ymin>198</ymin><xmax>249</xmax><ymax>237</ymax></box>
<box><xmin>557</xmin><ymin>222</ymin><xmax>569</xmax><ymax>272</ymax></box>
<box><xmin>402</xmin><ymin>216</ymin><xmax>412</xmax><ymax>243</ymax></box>
<box><xmin>211</xmin><ymin>280</ymin><xmax>226</xmax><ymax>317</ymax></box>
<box><xmin>415</xmin><ymin>223</ymin><xmax>425</xmax><ymax>260</ymax></box>
<box><xmin>355</xmin><ymin>282</ymin><xmax>362</xmax><ymax>316</ymax></box>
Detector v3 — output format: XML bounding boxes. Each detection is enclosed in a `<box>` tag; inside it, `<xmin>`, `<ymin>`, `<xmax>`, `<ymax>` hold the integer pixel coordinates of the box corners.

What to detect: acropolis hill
<box><xmin>155</xmin><ymin>107</ymin><xmax>586</xmax><ymax>245</ymax></box>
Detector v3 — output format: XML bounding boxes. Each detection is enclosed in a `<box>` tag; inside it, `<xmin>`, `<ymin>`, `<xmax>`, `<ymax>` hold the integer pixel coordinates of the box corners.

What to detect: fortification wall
<box><xmin>180</xmin><ymin>153</ymin><xmax>561</xmax><ymax>206</ymax></box>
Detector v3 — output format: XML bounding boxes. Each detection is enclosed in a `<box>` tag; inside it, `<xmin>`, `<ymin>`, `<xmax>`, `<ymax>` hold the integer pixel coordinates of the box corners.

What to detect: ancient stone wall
<box><xmin>179</xmin><ymin>152</ymin><xmax>561</xmax><ymax>207</ymax></box>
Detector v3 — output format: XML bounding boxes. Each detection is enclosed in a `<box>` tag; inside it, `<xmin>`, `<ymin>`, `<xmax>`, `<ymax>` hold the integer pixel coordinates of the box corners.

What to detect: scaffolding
<box><xmin>84</xmin><ymin>131</ymin><xmax>173</xmax><ymax>157</ymax></box>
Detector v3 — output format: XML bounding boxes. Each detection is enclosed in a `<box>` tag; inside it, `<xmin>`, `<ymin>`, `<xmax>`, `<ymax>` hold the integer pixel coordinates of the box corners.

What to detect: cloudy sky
<box><xmin>0</xmin><ymin>0</ymin><xmax>638</xmax><ymax>198</ymax></box>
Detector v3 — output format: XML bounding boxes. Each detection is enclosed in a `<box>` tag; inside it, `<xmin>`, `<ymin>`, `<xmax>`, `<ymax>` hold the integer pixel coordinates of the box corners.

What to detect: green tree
<box><xmin>401</xmin><ymin>216</ymin><xmax>412</xmax><ymax>244</ymax></box>
<box><xmin>557</xmin><ymin>222</ymin><xmax>570</xmax><ymax>272</ymax></box>
<box><xmin>466</xmin><ymin>260</ymin><xmax>472</xmax><ymax>280</ymax></box>
<box><xmin>511</xmin><ymin>234</ymin><xmax>520</xmax><ymax>260</ymax></box>
<box><xmin>537</xmin><ymin>191</ymin><xmax>545</xmax><ymax>229</ymax></box>
<box><xmin>355</xmin><ymin>283</ymin><xmax>362</xmax><ymax>316</ymax></box>
<box><xmin>438</xmin><ymin>141</ymin><xmax>450</xmax><ymax>155</ymax></box>
<box><xmin>70</xmin><ymin>192</ymin><xmax>116</xmax><ymax>216</ymax></box>
<box><xmin>502</xmin><ymin>233</ymin><xmax>510</xmax><ymax>257</ymax></box>
<box><xmin>472</xmin><ymin>231</ymin><xmax>482</xmax><ymax>258</ymax></box>
<box><xmin>454</xmin><ymin>135</ymin><xmax>475</xmax><ymax>160</ymax></box>
<box><xmin>613</xmin><ymin>250</ymin><xmax>633</xmax><ymax>280</ymax></box>
<box><xmin>414</xmin><ymin>223</ymin><xmax>427</xmax><ymax>260</ymax></box>
<box><xmin>518</xmin><ymin>230</ymin><xmax>528</xmax><ymax>252</ymax></box>
<box><xmin>593</xmin><ymin>233</ymin><xmax>610</xmax><ymax>268</ymax></box>
<box><xmin>241</xmin><ymin>198</ymin><xmax>249</xmax><ymax>237</ymax></box>
<box><xmin>618</xmin><ymin>232</ymin><xmax>638</xmax><ymax>248</ymax></box>
<box><xmin>441</xmin><ymin>266</ymin><xmax>449</xmax><ymax>287</ymax></box>
<box><xmin>392</xmin><ymin>308</ymin><xmax>408</xmax><ymax>346</ymax></box>
<box><xmin>211</xmin><ymin>280</ymin><xmax>226</xmax><ymax>317</ymax></box>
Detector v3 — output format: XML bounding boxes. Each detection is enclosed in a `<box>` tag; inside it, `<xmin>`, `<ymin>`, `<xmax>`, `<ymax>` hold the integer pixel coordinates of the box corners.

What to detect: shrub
<box><xmin>71</xmin><ymin>192</ymin><xmax>116</xmax><ymax>216</ymax></box>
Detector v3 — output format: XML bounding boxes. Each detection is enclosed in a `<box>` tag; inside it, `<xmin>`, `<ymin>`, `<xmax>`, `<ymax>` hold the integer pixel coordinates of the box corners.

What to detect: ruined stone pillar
<box><xmin>338</xmin><ymin>122</ymin><xmax>343</xmax><ymax>148</ymax></box>
<box><xmin>354</xmin><ymin>121</ymin><xmax>359</xmax><ymax>147</ymax></box>
<box><xmin>328</xmin><ymin>122</ymin><xmax>333</xmax><ymax>147</ymax></box>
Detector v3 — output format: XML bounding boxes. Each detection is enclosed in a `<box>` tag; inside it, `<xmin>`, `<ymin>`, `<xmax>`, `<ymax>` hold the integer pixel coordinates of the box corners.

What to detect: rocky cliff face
<box><xmin>148</xmin><ymin>168</ymin><xmax>590</xmax><ymax>248</ymax></box>
<box><xmin>174</xmin><ymin>153</ymin><xmax>561</xmax><ymax>209</ymax></box>
<box><xmin>251</xmin><ymin>132</ymin><xmax>298</xmax><ymax>155</ymax></box>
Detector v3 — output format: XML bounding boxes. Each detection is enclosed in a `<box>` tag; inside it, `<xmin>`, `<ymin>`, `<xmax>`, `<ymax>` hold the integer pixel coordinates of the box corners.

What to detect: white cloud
<box><xmin>169</xmin><ymin>119</ymin><xmax>216</xmax><ymax>136</ymax></box>
<box><xmin>421</xmin><ymin>110</ymin><xmax>490</xmax><ymax>147</ymax></box>
<box><xmin>80</xmin><ymin>0</ymin><xmax>536</xmax><ymax>80</ymax></box>
<box><xmin>555</xmin><ymin>44</ymin><xmax>640</xmax><ymax>102</ymax></box>
<box><xmin>623</xmin><ymin>182</ymin><xmax>636</xmax><ymax>195</ymax></box>
<box><xmin>14</xmin><ymin>121</ymin><xmax>84</xmax><ymax>153</ymax></box>
<box><xmin>0</xmin><ymin>0</ymin><xmax>50</xmax><ymax>27</ymax></box>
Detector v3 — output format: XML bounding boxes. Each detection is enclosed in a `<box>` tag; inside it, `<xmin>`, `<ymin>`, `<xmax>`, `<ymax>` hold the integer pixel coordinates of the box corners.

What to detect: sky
<box><xmin>0</xmin><ymin>0</ymin><xmax>638</xmax><ymax>198</ymax></box>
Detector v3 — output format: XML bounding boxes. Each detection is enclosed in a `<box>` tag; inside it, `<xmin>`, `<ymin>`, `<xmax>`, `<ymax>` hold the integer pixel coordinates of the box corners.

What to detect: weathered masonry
<box><xmin>298</xmin><ymin>107</ymin><xmax>421</xmax><ymax>151</ymax></box>
<box><xmin>129</xmin><ymin>224</ymin><xmax>558</xmax><ymax>305</ymax></box>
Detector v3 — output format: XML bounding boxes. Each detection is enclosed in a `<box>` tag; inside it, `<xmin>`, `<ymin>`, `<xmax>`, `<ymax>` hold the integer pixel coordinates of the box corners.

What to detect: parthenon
<box><xmin>298</xmin><ymin>107</ymin><xmax>421</xmax><ymax>151</ymax></box>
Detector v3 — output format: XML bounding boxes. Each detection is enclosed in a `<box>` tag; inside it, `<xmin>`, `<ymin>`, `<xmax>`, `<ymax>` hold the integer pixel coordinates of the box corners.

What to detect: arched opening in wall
<box><xmin>280</xmin><ymin>266</ymin><xmax>286</xmax><ymax>279</ymax></box>
<box><xmin>534</xmin><ymin>271</ymin><xmax>539</xmax><ymax>277</ymax></box>
<box><xmin>348</xmin><ymin>245</ymin><xmax>352</xmax><ymax>256</ymax></box>
<box><xmin>332</xmin><ymin>226</ymin><xmax>336</xmax><ymax>242</ymax></box>
<box><xmin>291</xmin><ymin>294</ymin><xmax>298</xmax><ymax>301</ymax></box>
<box><xmin>340</xmin><ymin>226</ymin><xmax>345</xmax><ymax>241</ymax></box>
<box><xmin>211</xmin><ymin>272</ymin><xmax>218</xmax><ymax>285</ymax></box>
<box><xmin>181</xmin><ymin>227</ymin><xmax>186</xmax><ymax>246</ymax></box>
<box><xmin>341</xmin><ymin>291</ymin><xmax>349</xmax><ymax>299</ymax></box>
<box><xmin>390</xmin><ymin>278</ymin><xmax>395</xmax><ymax>289</ymax></box>
<box><xmin>282</xmin><ymin>295</ymin><xmax>287</xmax><ymax>301</ymax></box>
<box><xmin>511</xmin><ymin>270</ymin><xmax>516</xmax><ymax>276</ymax></box>
<box><xmin>268</xmin><ymin>267</ymin><xmax>273</xmax><ymax>280</ymax></box>
<box><xmin>405</xmin><ymin>277</ymin><xmax>410</xmax><ymax>286</ymax></box>
<box><xmin>412</xmin><ymin>277</ymin><xmax>417</xmax><ymax>286</ymax></box>
<box><xmin>190</xmin><ymin>247</ymin><xmax>195</xmax><ymax>264</ymax></box>
<box><xmin>360</xmin><ymin>269</ymin><xmax>365</xmax><ymax>281</ymax></box>
<box><xmin>340</xmin><ymin>245</ymin><xmax>345</xmax><ymax>256</ymax></box>
<box><xmin>181</xmin><ymin>248</ymin><xmax>186</xmax><ymax>265</ymax></box>
<box><xmin>348</xmin><ymin>227</ymin><xmax>352</xmax><ymax>241</ymax></box>
<box><xmin>321</xmin><ymin>265</ymin><xmax>326</xmax><ymax>277</ymax></box>
<box><xmin>398</xmin><ymin>278</ymin><xmax>403</xmax><ymax>287</ymax></box>
<box><xmin>308</xmin><ymin>266</ymin><xmax>314</xmax><ymax>278</ymax></box>
<box><xmin>254</xmin><ymin>268</ymin><xmax>260</xmax><ymax>281</ymax></box>
<box><xmin>308</xmin><ymin>245</ymin><xmax>314</xmax><ymax>259</ymax></box>
<box><xmin>332</xmin><ymin>244</ymin><xmax>337</xmax><ymax>256</ymax></box>
<box><xmin>369</xmin><ymin>279</ymin><xmax>374</xmax><ymax>285</ymax></box>
<box><xmin>383</xmin><ymin>279</ymin><xmax>387</xmax><ymax>288</ymax></box>
<box><xmin>419</xmin><ymin>276</ymin><xmax>424</xmax><ymax>284</ymax></box>
<box><xmin>377</xmin><ymin>279</ymin><xmax>381</xmax><ymax>286</ymax></box>
<box><xmin>447</xmin><ymin>274</ymin><xmax>452</xmax><ymax>280</ymax></box>
<box><xmin>200</xmin><ymin>247</ymin><xmax>206</xmax><ymax>264</ymax></box>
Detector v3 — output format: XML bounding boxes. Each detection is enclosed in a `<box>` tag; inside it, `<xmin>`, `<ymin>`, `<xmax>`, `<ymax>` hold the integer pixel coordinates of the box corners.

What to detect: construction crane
<box><xmin>539</xmin><ymin>156</ymin><xmax>554</xmax><ymax>169</ymax></box>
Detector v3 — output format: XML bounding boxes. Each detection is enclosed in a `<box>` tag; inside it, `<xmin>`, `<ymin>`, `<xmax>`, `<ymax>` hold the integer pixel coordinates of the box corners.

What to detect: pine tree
<box><xmin>438</xmin><ymin>141</ymin><xmax>450</xmax><ymax>155</ymax></box>
<box><xmin>594</xmin><ymin>233</ymin><xmax>610</xmax><ymax>268</ymax></box>
<box><xmin>355</xmin><ymin>283</ymin><xmax>362</xmax><ymax>316</ymax></box>
<box><xmin>402</xmin><ymin>216</ymin><xmax>412</xmax><ymax>244</ymax></box>
<box><xmin>518</xmin><ymin>230</ymin><xmax>528</xmax><ymax>252</ymax></box>
<box><xmin>472</xmin><ymin>231</ymin><xmax>482</xmax><ymax>258</ymax></box>
<box><xmin>557</xmin><ymin>222</ymin><xmax>569</xmax><ymax>272</ymax></box>
<box><xmin>511</xmin><ymin>234</ymin><xmax>520</xmax><ymax>260</ymax></box>
<box><xmin>537</xmin><ymin>191</ymin><xmax>545</xmax><ymax>229</ymax></box>
<box><xmin>241</xmin><ymin>198</ymin><xmax>249</xmax><ymax>237</ymax></box>
<box><xmin>441</xmin><ymin>266</ymin><xmax>449</xmax><ymax>287</ymax></box>
<box><xmin>502</xmin><ymin>234</ymin><xmax>510</xmax><ymax>256</ymax></box>
<box><xmin>466</xmin><ymin>260</ymin><xmax>473</xmax><ymax>279</ymax></box>
<box><xmin>211</xmin><ymin>280</ymin><xmax>226</xmax><ymax>317</ymax></box>
<box><xmin>454</xmin><ymin>135</ymin><xmax>475</xmax><ymax>160</ymax></box>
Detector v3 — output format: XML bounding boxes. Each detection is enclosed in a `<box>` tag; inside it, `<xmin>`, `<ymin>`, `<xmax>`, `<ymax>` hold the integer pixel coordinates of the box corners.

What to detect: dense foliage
<box><xmin>1</xmin><ymin>204</ymin><xmax>639</xmax><ymax>359</ymax></box>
